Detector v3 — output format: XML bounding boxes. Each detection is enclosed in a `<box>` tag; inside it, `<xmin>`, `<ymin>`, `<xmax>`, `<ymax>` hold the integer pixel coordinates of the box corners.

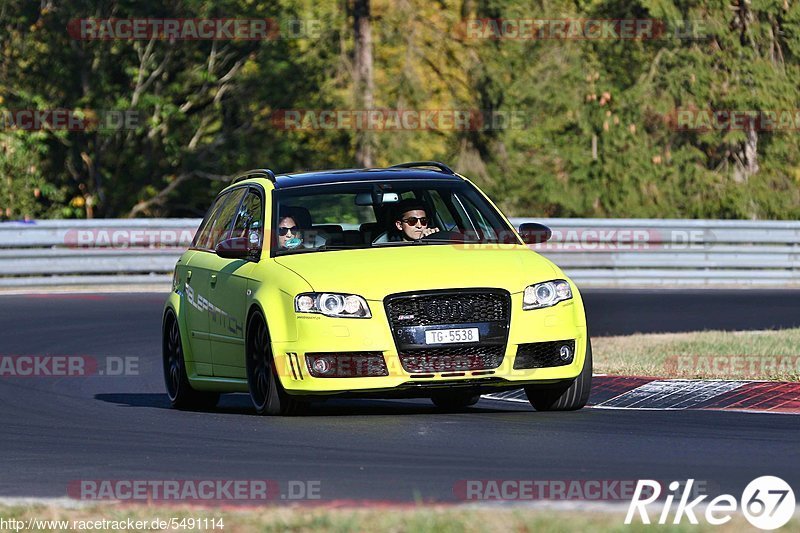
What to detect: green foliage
<box><xmin>0</xmin><ymin>0</ymin><xmax>798</xmax><ymax>219</ymax></box>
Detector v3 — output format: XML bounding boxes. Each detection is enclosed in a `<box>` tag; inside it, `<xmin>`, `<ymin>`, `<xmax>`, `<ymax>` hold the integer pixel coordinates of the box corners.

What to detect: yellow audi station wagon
<box><xmin>163</xmin><ymin>162</ymin><xmax>591</xmax><ymax>415</ymax></box>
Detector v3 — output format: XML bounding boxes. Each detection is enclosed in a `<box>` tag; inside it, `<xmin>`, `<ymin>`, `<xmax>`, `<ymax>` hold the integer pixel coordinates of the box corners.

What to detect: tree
<box><xmin>352</xmin><ymin>0</ymin><xmax>374</xmax><ymax>167</ymax></box>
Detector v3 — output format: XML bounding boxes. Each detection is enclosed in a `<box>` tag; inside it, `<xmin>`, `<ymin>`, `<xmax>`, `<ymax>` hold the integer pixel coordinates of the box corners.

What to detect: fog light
<box><xmin>559</xmin><ymin>345</ymin><xmax>573</xmax><ymax>361</ymax></box>
<box><xmin>312</xmin><ymin>357</ymin><xmax>332</xmax><ymax>374</ymax></box>
<box><xmin>305</xmin><ymin>353</ymin><xmax>389</xmax><ymax>377</ymax></box>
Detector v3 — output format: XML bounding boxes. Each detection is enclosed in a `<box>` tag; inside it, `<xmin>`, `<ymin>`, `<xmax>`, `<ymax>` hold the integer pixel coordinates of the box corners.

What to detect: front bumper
<box><xmin>272</xmin><ymin>290</ymin><xmax>587</xmax><ymax>395</ymax></box>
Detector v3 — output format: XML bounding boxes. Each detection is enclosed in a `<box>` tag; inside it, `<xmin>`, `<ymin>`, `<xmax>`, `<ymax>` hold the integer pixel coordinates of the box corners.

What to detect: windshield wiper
<box><xmin>371</xmin><ymin>241</ymin><xmax>414</xmax><ymax>247</ymax></box>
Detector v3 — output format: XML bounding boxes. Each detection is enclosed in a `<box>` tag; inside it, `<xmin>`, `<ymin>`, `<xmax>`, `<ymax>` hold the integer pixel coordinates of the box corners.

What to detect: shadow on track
<box><xmin>94</xmin><ymin>393</ymin><xmax>523</xmax><ymax>416</ymax></box>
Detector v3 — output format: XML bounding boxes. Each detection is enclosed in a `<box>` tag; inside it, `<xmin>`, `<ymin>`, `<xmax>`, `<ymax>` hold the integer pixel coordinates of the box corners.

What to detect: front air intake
<box><xmin>305</xmin><ymin>352</ymin><xmax>388</xmax><ymax>378</ymax></box>
<box><xmin>513</xmin><ymin>340</ymin><xmax>576</xmax><ymax>369</ymax></box>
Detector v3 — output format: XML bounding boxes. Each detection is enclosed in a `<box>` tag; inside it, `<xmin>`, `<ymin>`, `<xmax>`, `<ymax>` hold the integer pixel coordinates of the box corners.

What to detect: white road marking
<box><xmin>595</xmin><ymin>380</ymin><xmax>748</xmax><ymax>409</ymax></box>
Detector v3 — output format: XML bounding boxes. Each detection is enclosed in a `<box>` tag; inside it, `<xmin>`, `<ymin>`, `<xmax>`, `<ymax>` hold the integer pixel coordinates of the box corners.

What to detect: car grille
<box><xmin>513</xmin><ymin>340</ymin><xmax>576</xmax><ymax>369</ymax></box>
<box><xmin>385</xmin><ymin>290</ymin><xmax>509</xmax><ymax>327</ymax></box>
<box><xmin>399</xmin><ymin>345</ymin><xmax>506</xmax><ymax>373</ymax></box>
<box><xmin>385</xmin><ymin>290</ymin><xmax>511</xmax><ymax>374</ymax></box>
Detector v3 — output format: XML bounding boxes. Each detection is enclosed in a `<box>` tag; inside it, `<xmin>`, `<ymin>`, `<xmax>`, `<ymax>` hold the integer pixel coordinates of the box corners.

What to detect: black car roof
<box><xmin>273</xmin><ymin>168</ymin><xmax>463</xmax><ymax>189</ymax></box>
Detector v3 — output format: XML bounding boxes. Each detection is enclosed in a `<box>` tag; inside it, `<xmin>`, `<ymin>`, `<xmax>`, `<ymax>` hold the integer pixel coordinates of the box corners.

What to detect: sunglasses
<box><xmin>278</xmin><ymin>226</ymin><xmax>299</xmax><ymax>236</ymax></box>
<box><xmin>401</xmin><ymin>217</ymin><xmax>428</xmax><ymax>226</ymax></box>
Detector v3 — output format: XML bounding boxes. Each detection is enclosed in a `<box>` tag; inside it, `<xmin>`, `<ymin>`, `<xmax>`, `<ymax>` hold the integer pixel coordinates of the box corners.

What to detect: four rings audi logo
<box><xmin>425</xmin><ymin>301</ymin><xmax>472</xmax><ymax>321</ymax></box>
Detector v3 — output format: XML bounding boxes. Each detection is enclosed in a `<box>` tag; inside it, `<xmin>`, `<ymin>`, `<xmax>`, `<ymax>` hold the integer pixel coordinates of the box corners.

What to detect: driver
<box><xmin>389</xmin><ymin>199</ymin><xmax>440</xmax><ymax>241</ymax></box>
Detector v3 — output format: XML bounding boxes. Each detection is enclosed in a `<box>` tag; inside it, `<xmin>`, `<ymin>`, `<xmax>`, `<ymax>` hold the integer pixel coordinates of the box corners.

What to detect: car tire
<box><xmin>524</xmin><ymin>337</ymin><xmax>593</xmax><ymax>411</ymax></box>
<box><xmin>430</xmin><ymin>391</ymin><xmax>481</xmax><ymax>410</ymax></box>
<box><xmin>163</xmin><ymin>311</ymin><xmax>220</xmax><ymax>410</ymax></box>
<box><xmin>246</xmin><ymin>311</ymin><xmax>306</xmax><ymax>416</ymax></box>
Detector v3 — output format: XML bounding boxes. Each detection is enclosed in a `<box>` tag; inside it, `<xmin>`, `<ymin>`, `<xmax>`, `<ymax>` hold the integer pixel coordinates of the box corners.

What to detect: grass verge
<box><xmin>593</xmin><ymin>328</ymin><xmax>800</xmax><ymax>381</ymax></box>
<box><xmin>1</xmin><ymin>504</ymin><xmax>797</xmax><ymax>533</ymax></box>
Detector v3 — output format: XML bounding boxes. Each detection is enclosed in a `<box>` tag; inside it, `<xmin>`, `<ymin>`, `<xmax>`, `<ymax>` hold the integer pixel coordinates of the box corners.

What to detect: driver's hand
<box><xmin>421</xmin><ymin>227</ymin><xmax>440</xmax><ymax>237</ymax></box>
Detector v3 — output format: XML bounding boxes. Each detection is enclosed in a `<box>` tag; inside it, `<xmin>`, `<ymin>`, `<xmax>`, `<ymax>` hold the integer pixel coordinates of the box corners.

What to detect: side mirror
<box><xmin>215</xmin><ymin>237</ymin><xmax>252</xmax><ymax>259</ymax></box>
<box><xmin>518</xmin><ymin>223</ymin><xmax>552</xmax><ymax>244</ymax></box>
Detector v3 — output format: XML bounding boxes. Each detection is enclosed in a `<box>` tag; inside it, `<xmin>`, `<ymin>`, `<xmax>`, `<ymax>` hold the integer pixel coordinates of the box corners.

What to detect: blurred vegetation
<box><xmin>594</xmin><ymin>328</ymin><xmax>800</xmax><ymax>381</ymax></box>
<box><xmin>0</xmin><ymin>0</ymin><xmax>799</xmax><ymax>220</ymax></box>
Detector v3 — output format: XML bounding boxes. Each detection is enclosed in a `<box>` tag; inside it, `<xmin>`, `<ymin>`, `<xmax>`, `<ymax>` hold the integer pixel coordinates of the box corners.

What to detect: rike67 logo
<box><xmin>626</xmin><ymin>477</ymin><xmax>796</xmax><ymax>530</ymax></box>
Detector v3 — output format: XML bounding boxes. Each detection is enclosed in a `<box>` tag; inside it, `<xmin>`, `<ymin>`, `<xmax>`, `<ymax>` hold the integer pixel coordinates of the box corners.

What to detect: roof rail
<box><xmin>232</xmin><ymin>168</ymin><xmax>277</xmax><ymax>184</ymax></box>
<box><xmin>388</xmin><ymin>161</ymin><xmax>455</xmax><ymax>175</ymax></box>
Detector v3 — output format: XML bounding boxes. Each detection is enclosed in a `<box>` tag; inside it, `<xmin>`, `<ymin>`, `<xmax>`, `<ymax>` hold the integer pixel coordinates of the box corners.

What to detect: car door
<box><xmin>182</xmin><ymin>193</ymin><xmax>226</xmax><ymax>376</ymax></box>
<box><xmin>207</xmin><ymin>186</ymin><xmax>265</xmax><ymax>378</ymax></box>
<box><xmin>184</xmin><ymin>187</ymin><xmax>247</xmax><ymax>376</ymax></box>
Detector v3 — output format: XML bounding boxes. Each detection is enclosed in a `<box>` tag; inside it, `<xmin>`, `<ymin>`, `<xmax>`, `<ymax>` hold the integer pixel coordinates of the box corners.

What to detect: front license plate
<box><xmin>424</xmin><ymin>327</ymin><xmax>480</xmax><ymax>345</ymax></box>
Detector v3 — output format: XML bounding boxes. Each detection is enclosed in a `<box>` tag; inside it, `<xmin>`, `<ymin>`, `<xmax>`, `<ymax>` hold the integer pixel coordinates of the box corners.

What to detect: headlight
<box><xmin>522</xmin><ymin>280</ymin><xmax>572</xmax><ymax>310</ymax></box>
<box><xmin>294</xmin><ymin>292</ymin><xmax>372</xmax><ymax>318</ymax></box>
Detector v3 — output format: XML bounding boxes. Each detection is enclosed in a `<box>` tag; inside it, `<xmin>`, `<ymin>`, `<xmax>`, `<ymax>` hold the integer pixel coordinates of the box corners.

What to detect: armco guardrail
<box><xmin>0</xmin><ymin>218</ymin><xmax>798</xmax><ymax>288</ymax></box>
<box><xmin>0</xmin><ymin>219</ymin><xmax>199</xmax><ymax>288</ymax></box>
<box><xmin>512</xmin><ymin>217</ymin><xmax>800</xmax><ymax>287</ymax></box>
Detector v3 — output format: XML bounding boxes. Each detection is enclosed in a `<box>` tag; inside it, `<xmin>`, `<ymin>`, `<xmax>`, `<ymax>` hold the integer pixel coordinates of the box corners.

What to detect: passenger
<box><xmin>277</xmin><ymin>215</ymin><xmax>303</xmax><ymax>249</ymax></box>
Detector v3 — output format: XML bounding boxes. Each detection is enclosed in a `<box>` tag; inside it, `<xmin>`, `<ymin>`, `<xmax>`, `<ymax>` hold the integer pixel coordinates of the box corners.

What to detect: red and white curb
<box><xmin>484</xmin><ymin>376</ymin><xmax>800</xmax><ymax>413</ymax></box>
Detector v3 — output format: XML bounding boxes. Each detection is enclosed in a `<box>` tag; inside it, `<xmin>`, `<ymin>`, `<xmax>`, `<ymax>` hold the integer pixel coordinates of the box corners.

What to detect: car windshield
<box><xmin>271</xmin><ymin>180</ymin><xmax>517</xmax><ymax>255</ymax></box>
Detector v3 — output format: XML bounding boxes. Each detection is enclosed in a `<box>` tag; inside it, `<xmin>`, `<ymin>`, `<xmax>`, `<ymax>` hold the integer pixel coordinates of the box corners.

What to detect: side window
<box><xmin>232</xmin><ymin>189</ymin><xmax>264</xmax><ymax>246</ymax></box>
<box><xmin>456</xmin><ymin>192</ymin><xmax>499</xmax><ymax>240</ymax></box>
<box><xmin>197</xmin><ymin>188</ymin><xmax>247</xmax><ymax>250</ymax></box>
<box><xmin>427</xmin><ymin>190</ymin><xmax>458</xmax><ymax>231</ymax></box>
<box><xmin>193</xmin><ymin>193</ymin><xmax>229</xmax><ymax>249</ymax></box>
<box><xmin>449</xmin><ymin>192</ymin><xmax>477</xmax><ymax>234</ymax></box>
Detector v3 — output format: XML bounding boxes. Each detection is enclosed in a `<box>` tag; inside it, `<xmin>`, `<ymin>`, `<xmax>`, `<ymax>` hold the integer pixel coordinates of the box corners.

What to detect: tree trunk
<box><xmin>353</xmin><ymin>0</ymin><xmax>374</xmax><ymax>167</ymax></box>
<box><xmin>732</xmin><ymin>1</ymin><xmax>759</xmax><ymax>182</ymax></box>
<box><xmin>743</xmin><ymin>117</ymin><xmax>759</xmax><ymax>178</ymax></box>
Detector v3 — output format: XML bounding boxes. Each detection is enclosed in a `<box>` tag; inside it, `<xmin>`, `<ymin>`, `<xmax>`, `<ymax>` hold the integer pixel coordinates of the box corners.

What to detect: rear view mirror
<box><xmin>355</xmin><ymin>191</ymin><xmax>400</xmax><ymax>206</ymax></box>
<box><xmin>518</xmin><ymin>223</ymin><xmax>552</xmax><ymax>244</ymax></box>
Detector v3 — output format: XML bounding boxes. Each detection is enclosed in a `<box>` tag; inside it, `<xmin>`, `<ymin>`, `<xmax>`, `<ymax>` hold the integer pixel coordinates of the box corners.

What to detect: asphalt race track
<box><xmin>1</xmin><ymin>290</ymin><xmax>799</xmax><ymax>502</ymax></box>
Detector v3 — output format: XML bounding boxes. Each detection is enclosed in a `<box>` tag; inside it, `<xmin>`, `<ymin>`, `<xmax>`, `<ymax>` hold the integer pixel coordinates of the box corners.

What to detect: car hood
<box><xmin>273</xmin><ymin>244</ymin><xmax>560</xmax><ymax>300</ymax></box>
